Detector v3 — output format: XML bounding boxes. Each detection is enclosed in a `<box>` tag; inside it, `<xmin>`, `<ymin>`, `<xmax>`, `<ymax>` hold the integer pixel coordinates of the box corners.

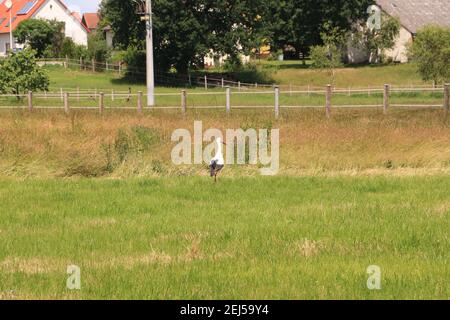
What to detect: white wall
<box><xmin>34</xmin><ymin>0</ymin><xmax>88</xmax><ymax>46</ymax></box>
<box><xmin>347</xmin><ymin>25</ymin><xmax>413</xmax><ymax>64</ymax></box>
<box><xmin>0</xmin><ymin>33</ymin><xmax>10</xmax><ymax>56</ymax></box>
<box><xmin>384</xmin><ymin>26</ymin><xmax>412</xmax><ymax>63</ymax></box>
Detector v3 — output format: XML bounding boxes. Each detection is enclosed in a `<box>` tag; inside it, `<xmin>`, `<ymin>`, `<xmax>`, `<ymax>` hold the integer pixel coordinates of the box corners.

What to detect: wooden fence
<box><xmin>36</xmin><ymin>58</ymin><xmax>445</xmax><ymax>93</ymax></box>
<box><xmin>0</xmin><ymin>84</ymin><xmax>448</xmax><ymax>119</ymax></box>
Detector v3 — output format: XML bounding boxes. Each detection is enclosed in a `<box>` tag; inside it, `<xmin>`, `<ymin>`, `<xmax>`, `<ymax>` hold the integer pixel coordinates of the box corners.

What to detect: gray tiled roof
<box><xmin>376</xmin><ymin>0</ymin><xmax>450</xmax><ymax>33</ymax></box>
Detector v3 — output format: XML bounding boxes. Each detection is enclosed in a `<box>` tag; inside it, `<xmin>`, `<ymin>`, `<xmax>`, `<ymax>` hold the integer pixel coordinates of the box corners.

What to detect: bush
<box><xmin>88</xmin><ymin>32</ymin><xmax>110</xmax><ymax>62</ymax></box>
<box><xmin>310</xmin><ymin>45</ymin><xmax>343</xmax><ymax>69</ymax></box>
<box><xmin>13</xmin><ymin>19</ymin><xmax>55</xmax><ymax>57</ymax></box>
<box><xmin>123</xmin><ymin>46</ymin><xmax>146</xmax><ymax>81</ymax></box>
<box><xmin>232</xmin><ymin>63</ymin><xmax>274</xmax><ymax>84</ymax></box>
<box><xmin>409</xmin><ymin>25</ymin><xmax>450</xmax><ymax>84</ymax></box>
<box><xmin>0</xmin><ymin>49</ymin><xmax>49</xmax><ymax>96</ymax></box>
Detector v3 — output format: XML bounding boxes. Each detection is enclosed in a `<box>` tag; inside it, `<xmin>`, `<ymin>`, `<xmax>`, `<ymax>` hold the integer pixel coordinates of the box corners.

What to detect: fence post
<box><xmin>118</xmin><ymin>62</ymin><xmax>122</xmax><ymax>75</ymax></box>
<box><xmin>226</xmin><ymin>86</ymin><xmax>231</xmax><ymax>114</ymax></box>
<box><xmin>274</xmin><ymin>86</ymin><xmax>280</xmax><ymax>119</ymax></box>
<box><xmin>65</xmin><ymin>55</ymin><xmax>68</xmax><ymax>69</ymax></box>
<box><xmin>92</xmin><ymin>59</ymin><xmax>95</xmax><ymax>72</ymax></box>
<box><xmin>106</xmin><ymin>61</ymin><xmax>109</xmax><ymax>71</ymax></box>
<box><xmin>60</xmin><ymin>88</ymin><xmax>63</xmax><ymax>102</ymax></box>
<box><xmin>137</xmin><ymin>91</ymin><xmax>143</xmax><ymax>114</ymax></box>
<box><xmin>444</xmin><ymin>84</ymin><xmax>449</xmax><ymax>118</ymax></box>
<box><xmin>204</xmin><ymin>75</ymin><xmax>208</xmax><ymax>90</ymax></box>
<box><xmin>99</xmin><ymin>92</ymin><xmax>104</xmax><ymax>114</ymax></box>
<box><xmin>221</xmin><ymin>78</ymin><xmax>224</xmax><ymax>88</ymax></box>
<box><xmin>181</xmin><ymin>90</ymin><xmax>187</xmax><ymax>114</ymax></box>
<box><xmin>111</xmin><ymin>89</ymin><xmax>115</xmax><ymax>102</ymax></box>
<box><xmin>238</xmin><ymin>81</ymin><xmax>241</xmax><ymax>91</ymax></box>
<box><xmin>383</xmin><ymin>84</ymin><xmax>390</xmax><ymax>115</ymax></box>
<box><xmin>326</xmin><ymin>84</ymin><xmax>332</xmax><ymax>118</ymax></box>
<box><xmin>80</xmin><ymin>57</ymin><xmax>83</xmax><ymax>70</ymax></box>
<box><xmin>64</xmin><ymin>92</ymin><xmax>69</xmax><ymax>114</ymax></box>
<box><xmin>28</xmin><ymin>91</ymin><xmax>33</xmax><ymax>112</ymax></box>
<box><xmin>77</xmin><ymin>87</ymin><xmax>80</xmax><ymax>102</ymax></box>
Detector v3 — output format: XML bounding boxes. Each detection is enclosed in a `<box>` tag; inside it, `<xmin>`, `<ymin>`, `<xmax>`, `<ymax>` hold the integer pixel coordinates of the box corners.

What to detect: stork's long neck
<box><xmin>215</xmin><ymin>138</ymin><xmax>223</xmax><ymax>158</ymax></box>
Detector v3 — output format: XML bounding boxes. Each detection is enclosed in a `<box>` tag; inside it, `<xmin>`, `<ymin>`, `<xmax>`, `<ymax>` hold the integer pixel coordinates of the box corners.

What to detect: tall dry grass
<box><xmin>0</xmin><ymin>107</ymin><xmax>449</xmax><ymax>178</ymax></box>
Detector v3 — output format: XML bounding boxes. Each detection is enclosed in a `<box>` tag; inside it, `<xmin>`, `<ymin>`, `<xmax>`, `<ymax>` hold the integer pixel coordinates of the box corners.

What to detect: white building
<box><xmin>0</xmin><ymin>0</ymin><xmax>89</xmax><ymax>56</ymax></box>
<box><xmin>348</xmin><ymin>0</ymin><xmax>450</xmax><ymax>63</ymax></box>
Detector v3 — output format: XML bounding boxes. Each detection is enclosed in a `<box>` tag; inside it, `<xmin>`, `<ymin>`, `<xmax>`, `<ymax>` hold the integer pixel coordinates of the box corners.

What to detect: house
<box><xmin>348</xmin><ymin>0</ymin><xmax>450</xmax><ymax>63</ymax></box>
<box><xmin>0</xmin><ymin>0</ymin><xmax>89</xmax><ymax>56</ymax></box>
<box><xmin>81</xmin><ymin>12</ymin><xmax>99</xmax><ymax>33</ymax></box>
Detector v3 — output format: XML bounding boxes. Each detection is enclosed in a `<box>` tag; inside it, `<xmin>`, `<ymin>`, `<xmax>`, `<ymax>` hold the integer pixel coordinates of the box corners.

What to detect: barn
<box><xmin>348</xmin><ymin>0</ymin><xmax>450</xmax><ymax>63</ymax></box>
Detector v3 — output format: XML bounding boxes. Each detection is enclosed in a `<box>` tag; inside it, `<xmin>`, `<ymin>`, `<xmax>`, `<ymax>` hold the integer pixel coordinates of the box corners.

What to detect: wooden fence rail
<box><xmin>0</xmin><ymin>84</ymin><xmax>448</xmax><ymax>119</ymax></box>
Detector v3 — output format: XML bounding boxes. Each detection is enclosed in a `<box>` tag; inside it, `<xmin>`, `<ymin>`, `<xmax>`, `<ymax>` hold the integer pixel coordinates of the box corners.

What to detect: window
<box><xmin>5</xmin><ymin>43</ymin><xmax>10</xmax><ymax>53</ymax></box>
<box><xmin>5</xmin><ymin>16</ymin><xmax>16</xmax><ymax>27</ymax></box>
<box><xmin>17</xmin><ymin>1</ymin><xmax>38</xmax><ymax>15</ymax></box>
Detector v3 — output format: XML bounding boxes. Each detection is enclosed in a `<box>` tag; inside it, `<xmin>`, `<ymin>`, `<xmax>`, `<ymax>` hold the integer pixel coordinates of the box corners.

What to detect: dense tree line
<box><xmin>100</xmin><ymin>0</ymin><xmax>374</xmax><ymax>73</ymax></box>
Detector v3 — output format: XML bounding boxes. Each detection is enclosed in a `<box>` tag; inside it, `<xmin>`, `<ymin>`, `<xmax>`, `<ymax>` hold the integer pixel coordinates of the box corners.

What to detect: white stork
<box><xmin>209</xmin><ymin>137</ymin><xmax>226</xmax><ymax>182</ymax></box>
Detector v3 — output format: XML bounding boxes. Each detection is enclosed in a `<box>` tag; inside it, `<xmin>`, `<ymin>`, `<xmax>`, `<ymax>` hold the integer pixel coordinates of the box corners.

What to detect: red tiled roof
<box><xmin>82</xmin><ymin>12</ymin><xmax>99</xmax><ymax>30</ymax></box>
<box><xmin>0</xmin><ymin>0</ymin><xmax>46</xmax><ymax>33</ymax></box>
<box><xmin>71</xmin><ymin>11</ymin><xmax>81</xmax><ymax>23</ymax></box>
<box><xmin>0</xmin><ymin>0</ymin><xmax>90</xmax><ymax>34</ymax></box>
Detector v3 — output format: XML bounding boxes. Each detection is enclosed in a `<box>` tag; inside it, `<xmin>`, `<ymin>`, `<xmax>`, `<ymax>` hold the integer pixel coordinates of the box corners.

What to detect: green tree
<box><xmin>204</xmin><ymin>0</ymin><xmax>270</xmax><ymax>67</ymax></box>
<box><xmin>268</xmin><ymin>0</ymin><xmax>374</xmax><ymax>59</ymax></box>
<box><xmin>88</xmin><ymin>32</ymin><xmax>110</xmax><ymax>62</ymax></box>
<box><xmin>354</xmin><ymin>14</ymin><xmax>400</xmax><ymax>63</ymax></box>
<box><xmin>310</xmin><ymin>26</ymin><xmax>345</xmax><ymax>85</ymax></box>
<box><xmin>0</xmin><ymin>49</ymin><xmax>50</xmax><ymax>97</ymax></box>
<box><xmin>409</xmin><ymin>25</ymin><xmax>450</xmax><ymax>84</ymax></box>
<box><xmin>47</xmin><ymin>20</ymin><xmax>66</xmax><ymax>57</ymax></box>
<box><xmin>100</xmin><ymin>0</ymin><xmax>268</xmax><ymax>73</ymax></box>
<box><xmin>13</xmin><ymin>19</ymin><xmax>55</xmax><ymax>57</ymax></box>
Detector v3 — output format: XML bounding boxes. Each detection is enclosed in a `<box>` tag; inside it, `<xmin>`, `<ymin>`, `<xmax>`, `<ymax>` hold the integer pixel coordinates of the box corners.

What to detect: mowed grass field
<box><xmin>0</xmin><ymin>176</ymin><xmax>449</xmax><ymax>299</ymax></box>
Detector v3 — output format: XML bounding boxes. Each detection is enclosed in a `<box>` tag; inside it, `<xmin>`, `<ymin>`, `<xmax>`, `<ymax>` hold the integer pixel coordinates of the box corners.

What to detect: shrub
<box><xmin>409</xmin><ymin>25</ymin><xmax>450</xmax><ymax>84</ymax></box>
<box><xmin>0</xmin><ymin>49</ymin><xmax>49</xmax><ymax>96</ymax></box>
<box><xmin>123</xmin><ymin>46</ymin><xmax>146</xmax><ymax>81</ymax></box>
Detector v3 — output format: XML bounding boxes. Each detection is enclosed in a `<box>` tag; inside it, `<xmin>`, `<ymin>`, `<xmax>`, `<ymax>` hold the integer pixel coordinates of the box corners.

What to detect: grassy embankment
<box><xmin>0</xmin><ymin>107</ymin><xmax>449</xmax><ymax>178</ymax></box>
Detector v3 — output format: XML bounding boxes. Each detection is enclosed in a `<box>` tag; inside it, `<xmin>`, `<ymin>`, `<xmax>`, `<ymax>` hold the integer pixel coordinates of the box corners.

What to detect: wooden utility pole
<box><xmin>28</xmin><ymin>91</ymin><xmax>33</xmax><ymax>112</ymax></box>
<box><xmin>444</xmin><ymin>84</ymin><xmax>449</xmax><ymax>119</ymax></box>
<box><xmin>383</xmin><ymin>84</ymin><xmax>390</xmax><ymax>115</ymax></box>
<box><xmin>181</xmin><ymin>90</ymin><xmax>187</xmax><ymax>114</ymax></box>
<box><xmin>326</xmin><ymin>85</ymin><xmax>332</xmax><ymax>118</ymax></box>
<box><xmin>274</xmin><ymin>86</ymin><xmax>280</xmax><ymax>119</ymax></box>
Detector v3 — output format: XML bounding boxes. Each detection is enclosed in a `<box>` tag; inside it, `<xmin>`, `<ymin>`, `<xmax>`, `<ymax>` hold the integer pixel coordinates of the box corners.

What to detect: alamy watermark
<box><xmin>66</xmin><ymin>265</ymin><xmax>81</xmax><ymax>290</ymax></box>
<box><xmin>171</xmin><ymin>121</ymin><xmax>280</xmax><ymax>175</ymax></box>
<box><xmin>367</xmin><ymin>5</ymin><xmax>382</xmax><ymax>30</ymax></box>
<box><xmin>367</xmin><ymin>265</ymin><xmax>382</xmax><ymax>290</ymax></box>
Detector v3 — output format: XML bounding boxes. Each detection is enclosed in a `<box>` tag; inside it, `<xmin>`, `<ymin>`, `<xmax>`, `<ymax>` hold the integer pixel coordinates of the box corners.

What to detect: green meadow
<box><xmin>0</xmin><ymin>62</ymin><xmax>449</xmax><ymax>300</ymax></box>
<box><xmin>0</xmin><ymin>177</ymin><xmax>449</xmax><ymax>299</ymax></box>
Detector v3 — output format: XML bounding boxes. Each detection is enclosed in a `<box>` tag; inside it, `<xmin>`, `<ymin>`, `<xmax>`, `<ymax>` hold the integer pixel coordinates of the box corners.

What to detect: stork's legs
<box><xmin>214</xmin><ymin>173</ymin><xmax>217</xmax><ymax>183</ymax></box>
